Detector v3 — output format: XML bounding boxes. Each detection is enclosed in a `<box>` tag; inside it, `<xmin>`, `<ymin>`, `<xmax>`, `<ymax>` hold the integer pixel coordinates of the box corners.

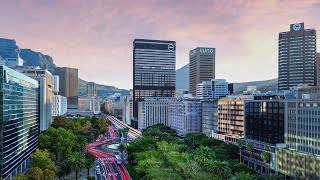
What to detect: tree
<box><xmin>68</xmin><ymin>152</ymin><xmax>86</xmax><ymax>180</ymax></box>
<box><xmin>122</xmin><ymin>127</ymin><xmax>130</xmax><ymax>142</ymax></box>
<box><xmin>237</xmin><ymin>139</ymin><xmax>243</xmax><ymax>163</ymax></box>
<box><xmin>56</xmin><ymin>161</ymin><xmax>71</xmax><ymax>180</ymax></box>
<box><xmin>12</xmin><ymin>173</ymin><xmax>27</xmax><ymax>180</ymax></box>
<box><xmin>260</xmin><ymin>151</ymin><xmax>270</xmax><ymax>174</ymax></box>
<box><xmin>26</xmin><ymin>167</ymin><xmax>43</xmax><ymax>180</ymax></box>
<box><xmin>246</xmin><ymin>142</ymin><xmax>254</xmax><ymax>169</ymax></box>
<box><xmin>85</xmin><ymin>153</ymin><xmax>95</xmax><ymax>175</ymax></box>
<box><xmin>38</xmin><ymin>127</ymin><xmax>77</xmax><ymax>161</ymax></box>
<box><xmin>203</xmin><ymin>160</ymin><xmax>231</xmax><ymax>179</ymax></box>
<box><xmin>233</xmin><ymin>172</ymin><xmax>257</xmax><ymax>180</ymax></box>
<box><xmin>42</xmin><ymin>169</ymin><xmax>55</xmax><ymax>180</ymax></box>
<box><xmin>30</xmin><ymin>149</ymin><xmax>57</xmax><ymax>173</ymax></box>
<box><xmin>192</xmin><ymin>146</ymin><xmax>216</xmax><ymax>166</ymax></box>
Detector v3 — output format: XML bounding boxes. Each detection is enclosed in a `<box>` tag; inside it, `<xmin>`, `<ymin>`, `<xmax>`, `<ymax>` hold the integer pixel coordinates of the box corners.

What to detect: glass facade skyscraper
<box><xmin>278</xmin><ymin>23</ymin><xmax>317</xmax><ymax>90</ymax></box>
<box><xmin>133</xmin><ymin>39</ymin><xmax>176</xmax><ymax>128</ymax></box>
<box><xmin>0</xmin><ymin>66</ymin><xmax>39</xmax><ymax>178</ymax></box>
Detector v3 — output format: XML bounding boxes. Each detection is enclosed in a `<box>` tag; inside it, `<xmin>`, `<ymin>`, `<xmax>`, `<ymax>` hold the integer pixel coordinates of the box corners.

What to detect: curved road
<box><xmin>86</xmin><ymin>126</ymin><xmax>130</xmax><ymax>180</ymax></box>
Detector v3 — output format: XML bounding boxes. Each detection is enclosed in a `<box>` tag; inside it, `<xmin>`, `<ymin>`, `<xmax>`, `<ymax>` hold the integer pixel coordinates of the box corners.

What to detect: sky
<box><xmin>0</xmin><ymin>0</ymin><xmax>319</xmax><ymax>89</ymax></box>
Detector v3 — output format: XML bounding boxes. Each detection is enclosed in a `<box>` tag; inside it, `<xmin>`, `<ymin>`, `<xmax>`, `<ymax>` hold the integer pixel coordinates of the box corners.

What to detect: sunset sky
<box><xmin>0</xmin><ymin>0</ymin><xmax>319</xmax><ymax>89</ymax></box>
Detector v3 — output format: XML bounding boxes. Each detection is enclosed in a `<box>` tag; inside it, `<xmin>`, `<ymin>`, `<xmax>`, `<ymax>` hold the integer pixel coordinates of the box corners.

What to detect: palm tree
<box><xmin>260</xmin><ymin>151</ymin><xmax>270</xmax><ymax>174</ymax></box>
<box><xmin>68</xmin><ymin>152</ymin><xmax>86</xmax><ymax>180</ymax></box>
<box><xmin>233</xmin><ymin>172</ymin><xmax>257</xmax><ymax>180</ymax></box>
<box><xmin>246</xmin><ymin>142</ymin><xmax>254</xmax><ymax>169</ymax></box>
<box><xmin>237</xmin><ymin>139</ymin><xmax>243</xmax><ymax>163</ymax></box>
<box><xmin>85</xmin><ymin>153</ymin><xmax>95</xmax><ymax>176</ymax></box>
<box><xmin>203</xmin><ymin>160</ymin><xmax>231</xmax><ymax>179</ymax></box>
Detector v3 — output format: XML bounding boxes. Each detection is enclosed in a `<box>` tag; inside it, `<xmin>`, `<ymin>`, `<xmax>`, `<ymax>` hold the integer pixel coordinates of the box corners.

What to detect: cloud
<box><xmin>0</xmin><ymin>0</ymin><xmax>319</xmax><ymax>89</ymax></box>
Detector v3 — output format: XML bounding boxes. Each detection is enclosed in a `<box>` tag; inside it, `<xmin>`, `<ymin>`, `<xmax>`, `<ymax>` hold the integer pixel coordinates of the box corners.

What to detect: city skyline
<box><xmin>0</xmin><ymin>0</ymin><xmax>319</xmax><ymax>89</ymax></box>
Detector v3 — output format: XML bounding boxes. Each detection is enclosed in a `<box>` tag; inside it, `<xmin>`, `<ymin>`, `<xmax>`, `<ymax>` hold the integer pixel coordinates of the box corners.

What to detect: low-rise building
<box><xmin>201</xmin><ymin>99</ymin><xmax>218</xmax><ymax>137</ymax></box>
<box><xmin>169</xmin><ymin>99</ymin><xmax>202</xmax><ymax>137</ymax></box>
<box><xmin>138</xmin><ymin>97</ymin><xmax>173</xmax><ymax>130</ymax></box>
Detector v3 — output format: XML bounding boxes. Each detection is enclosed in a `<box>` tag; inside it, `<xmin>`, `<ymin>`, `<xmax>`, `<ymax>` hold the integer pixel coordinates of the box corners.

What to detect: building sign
<box><xmin>199</xmin><ymin>48</ymin><xmax>214</xmax><ymax>54</ymax></box>
<box><xmin>168</xmin><ymin>44</ymin><xmax>175</xmax><ymax>51</ymax></box>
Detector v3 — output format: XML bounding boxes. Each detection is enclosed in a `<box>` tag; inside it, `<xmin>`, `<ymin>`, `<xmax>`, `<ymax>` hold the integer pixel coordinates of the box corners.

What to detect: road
<box><xmin>86</xmin><ymin>126</ymin><xmax>131</xmax><ymax>180</ymax></box>
<box><xmin>105</xmin><ymin>115</ymin><xmax>141</xmax><ymax>139</ymax></box>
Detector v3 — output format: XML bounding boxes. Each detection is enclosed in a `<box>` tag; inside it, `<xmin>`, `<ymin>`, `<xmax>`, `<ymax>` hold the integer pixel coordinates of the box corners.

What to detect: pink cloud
<box><xmin>0</xmin><ymin>0</ymin><xmax>319</xmax><ymax>89</ymax></box>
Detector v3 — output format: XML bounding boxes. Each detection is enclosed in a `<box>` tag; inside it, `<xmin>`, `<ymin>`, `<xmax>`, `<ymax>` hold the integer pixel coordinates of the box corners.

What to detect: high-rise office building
<box><xmin>316</xmin><ymin>53</ymin><xmax>320</xmax><ymax>86</ymax></box>
<box><xmin>276</xmin><ymin>86</ymin><xmax>320</xmax><ymax>179</ymax></box>
<box><xmin>16</xmin><ymin>67</ymin><xmax>53</xmax><ymax>131</ymax></box>
<box><xmin>278</xmin><ymin>23</ymin><xmax>317</xmax><ymax>90</ymax></box>
<box><xmin>133</xmin><ymin>39</ymin><xmax>176</xmax><ymax>128</ymax></box>
<box><xmin>54</xmin><ymin>67</ymin><xmax>79</xmax><ymax>111</ymax></box>
<box><xmin>0</xmin><ymin>66</ymin><xmax>39</xmax><ymax>178</ymax></box>
<box><xmin>189</xmin><ymin>47</ymin><xmax>215</xmax><ymax>96</ymax></box>
<box><xmin>86</xmin><ymin>82</ymin><xmax>97</xmax><ymax>97</ymax></box>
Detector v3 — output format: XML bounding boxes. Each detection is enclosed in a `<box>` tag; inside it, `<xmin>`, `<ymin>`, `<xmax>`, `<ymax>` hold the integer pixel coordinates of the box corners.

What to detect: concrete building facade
<box><xmin>16</xmin><ymin>67</ymin><xmax>53</xmax><ymax>131</ymax></box>
<box><xmin>278</xmin><ymin>23</ymin><xmax>317</xmax><ymax>90</ymax></box>
<box><xmin>54</xmin><ymin>67</ymin><xmax>79</xmax><ymax>111</ymax></box>
<box><xmin>189</xmin><ymin>47</ymin><xmax>215</xmax><ymax>96</ymax></box>
<box><xmin>169</xmin><ymin>99</ymin><xmax>202</xmax><ymax>137</ymax></box>
<box><xmin>201</xmin><ymin>100</ymin><xmax>218</xmax><ymax>137</ymax></box>
<box><xmin>138</xmin><ymin>97</ymin><xmax>172</xmax><ymax>130</ymax></box>
<box><xmin>52</xmin><ymin>95</ymin><xmax>67</xmax><ymax>116</ymax></box>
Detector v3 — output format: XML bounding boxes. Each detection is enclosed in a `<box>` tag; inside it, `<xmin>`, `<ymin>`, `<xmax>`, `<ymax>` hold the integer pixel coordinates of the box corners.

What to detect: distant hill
<box><xmin>233</xmin><ymin>78</ymin><xmax>278</xmax><ymax>94</ymax></box>
<box><xmin>79</xmin><ymin>78</ymin><xmax>130</xmax><ymax>99</ymax></box>
<box><xmin>176</xmin><ymin>64</ymin><xmax>189</xmax><ymax>91</ymax></box>
<box><xmin>175</xmin><ymin>63</ymin><xmax>278</xmax><ymax>93</ymax></box>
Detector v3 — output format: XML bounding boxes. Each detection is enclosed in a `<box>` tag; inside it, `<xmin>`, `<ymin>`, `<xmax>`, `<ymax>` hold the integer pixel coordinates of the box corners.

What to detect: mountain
<box><xmin>175</xmin><ymin>63</ymin><xmax>277</xmax><ymax>93</ymax></box>
<box><xmin>176</xmin><ymin>64</ymin><xmax>189</xmax><ymax>91</ymax></box>
<box><xmin>233</xmin><ymin>78</ymin><xmax>278</xmax><ymax>94</ymax></box>
<box><xmin>79</xmin><ymin>78</ymin><xmax>130</xmax><ymax>98</ymax></box>
<box><xmin>20</xmin><ymin>49</ymin><xmax>56</xmax><ymax>73</ymax></box>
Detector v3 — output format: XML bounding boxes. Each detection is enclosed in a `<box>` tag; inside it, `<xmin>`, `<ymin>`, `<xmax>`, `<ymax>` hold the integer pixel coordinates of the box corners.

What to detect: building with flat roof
<box><xmin>189</xmin><ymin>47</ymin><xmax>215</xmax><ymax>96</ymax></box>
<box><xmin>52</xmin><ymin>75</ymin><xmax>59</xmax><ymax>95</ymax></box>
<box><xmin>278</xmin><ymin>23</ymin><xmax>317</xmax><ymax>90</ymax></box>
<box><xmin>86</xmin><ymin>82</ymin><xmax>97</xmax><ymax>97</ymax></box>
<box><xmin>196</xmin><ymin>81</ymin><xmax>212</xmax><ymax>98</ymax></box>
<box><xmin>201</xmin><ymin>99</ymin><xmax>218</xmax><ymax>137</ymax></box>
<box><xmin>169</xmin><ymin>99</ymin><xmax>202</xmax><ymax>137</ymax></box>
<box><xmin>217</xmin><ymin>95</ymin><xmax>253</xmax><ymax>136</ymax></box>
<box><xmin>0</xmin><ymin>66</ymin><xmax>39</xmax><ymax>178</ymax></box>
<box><xmin>15</xmin><ymin>67</ymin><xmax>53</xmax><ymax>131</ymax></box>
<box><xmin>133</xmin><ymin>39</ymin><xmax>176</xmax><ymax>128</ymax></box>
<box><xmin>54</xmin><ymin>67</ymin><xmax>79</xmax><ymax>111</ymax></box>
<box><xmin>138</xmin><ymin>97</ymin><xmax>173</xmax><ymax>130</ymax></box>
<box><xmin>52</xmin><ymin>95</ymin><xmax>67</xmax><ymax>116</ymax></box>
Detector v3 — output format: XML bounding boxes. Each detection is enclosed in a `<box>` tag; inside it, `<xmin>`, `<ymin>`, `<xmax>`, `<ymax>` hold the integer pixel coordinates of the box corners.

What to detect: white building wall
<box><xmin>196</xmin><ymin>81</ymin><xmax>212</xmax><ymax>98</ymax></box>
<box><xmin>52</xmin><ymin>95</ymin><xmax>67</xmax><ymax>116</ymax></box>
<box><xmin>51</xmin><ymin>75</ymin><xmax>59</xmax><ymax>94</ymax></box>
<box><xmin>169</xmin><ymin>100</ymin><xmax>202</xmax><ymax>137</ymax></box>
<box><xmin>138</xmin><ymin>98</ymin><xmax>171</xmax><ymax>130</ymax></box>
